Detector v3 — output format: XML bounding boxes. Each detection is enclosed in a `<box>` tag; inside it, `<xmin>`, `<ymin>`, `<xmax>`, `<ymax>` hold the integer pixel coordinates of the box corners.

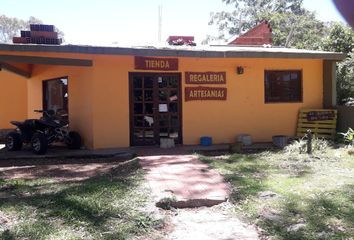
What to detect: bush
<box><xmin>285</xmin><ymin>136</ymin><xmax>331</xmax><ymax>155</ymax></box>
<box><xmin>339</xmin><ymin>128</ymin><xmax>354</xmax><ymax>145</ymax></box>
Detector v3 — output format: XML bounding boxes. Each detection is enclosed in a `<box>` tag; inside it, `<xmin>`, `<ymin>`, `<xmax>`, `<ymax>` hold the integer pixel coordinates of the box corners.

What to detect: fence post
<box><xmin>307</xmin><ymin>129</ymin><xmax>313</xmax><ymax>154</ymax></box>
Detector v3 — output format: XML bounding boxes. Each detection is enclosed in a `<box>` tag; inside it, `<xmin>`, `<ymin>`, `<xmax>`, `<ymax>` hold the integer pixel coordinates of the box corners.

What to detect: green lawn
<box><xmin>200</xmin><ymin>142</ymin><xmax>354</xmax><ymax>239</ymax></box>
<box><xmin>0</xmin><ymin>161</ymin><xmax>160</xmax><ymax>240</ymax></box>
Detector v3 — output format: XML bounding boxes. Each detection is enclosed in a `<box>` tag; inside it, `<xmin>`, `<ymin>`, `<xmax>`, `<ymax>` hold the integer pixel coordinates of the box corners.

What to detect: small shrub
<box><xmin>284</xmin><ymin>138</ymin><xmax>307</xmax><ymax>154</ymax></box>
<box><xmin>284</xmin><ymin>137</ymin><xmax>330</xmax><ymax>155</ymax></box>
<box><xmin>312</xmin><ymin>138</ymin><xmax>331</xmax><ymax>153</ymax></box>
<box><xmin>338</xmin><ymin>128</ymin><xmax>354</xmax><ymax>145</ymax></box>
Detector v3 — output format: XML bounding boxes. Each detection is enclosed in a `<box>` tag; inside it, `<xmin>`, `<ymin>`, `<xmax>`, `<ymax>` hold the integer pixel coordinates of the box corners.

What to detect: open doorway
<box><xmin>42</xmin><ymin>77</ymin><xmax>68</xmax><ymax>119</ymax></box>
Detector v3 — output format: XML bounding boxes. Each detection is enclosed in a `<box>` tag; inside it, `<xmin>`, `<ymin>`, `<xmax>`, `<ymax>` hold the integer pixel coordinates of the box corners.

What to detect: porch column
<box><xmin>323</xmin><ymin>60</ymin><xmax>337</xmax><ymax>108</ymax></box>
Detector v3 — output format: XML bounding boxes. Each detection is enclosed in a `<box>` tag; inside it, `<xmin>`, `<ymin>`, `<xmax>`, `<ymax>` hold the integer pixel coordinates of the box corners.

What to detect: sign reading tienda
<box><xmin>135</xmin><ymin>56</ymin><xmax>178</xmax><ymax>71</ymax></box>
<box><xmin>185</xmin><ymin>72</ymin><xmax>226</xmax><ymax>84</ymax></box>
<box><xmin>185</xmin><ymin>87</ymin><xmax>227</xmax><ymax>101</ymax></box>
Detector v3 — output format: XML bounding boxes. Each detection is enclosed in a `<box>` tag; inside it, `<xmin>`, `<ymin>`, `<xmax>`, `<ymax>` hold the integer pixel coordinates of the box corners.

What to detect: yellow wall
<box><xmin>0</xmin><ymin>70</ymin><xmax>27</xmax><ymax>128</ymax></box>
<box><xmin>0</xmin><ymin>50</ymin><xmax>323</xmax><ymax>148</ymax></box>
<box><xmin>91</xmin><ymin>55</ymin><xmax>131</xmax><ymax>149</ymax></box>
<box><xmin>180</xmin><ymin>58</ymin><xmax>322</xmax><ymax>144</ymax></box>
<box><xmin>28</xmin><ymin>63</ymin><xmax>95</xmax><ymax>148</ymax></box>
<box><xmin>91</xmin><ymin>56</ymin><xmax>323</xmax><ymax>148</ymax></box>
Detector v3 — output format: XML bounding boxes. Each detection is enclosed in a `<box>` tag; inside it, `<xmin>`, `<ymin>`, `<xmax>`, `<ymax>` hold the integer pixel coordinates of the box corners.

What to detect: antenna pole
<box><xmin>158</xmin><ymin>5</ymin><xmax>162</xmax><ymax>42</ymax></box>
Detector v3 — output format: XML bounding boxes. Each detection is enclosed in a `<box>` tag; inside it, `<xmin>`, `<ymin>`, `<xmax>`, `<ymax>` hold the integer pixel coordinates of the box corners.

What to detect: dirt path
<box><xmin>140</xmin><ymin>155</ymin><xmax>230</xmax><ymax>208</ymax></box>
<box><xmin>165</xmin><ymin>204</ymin><xmax>259</xmax><ymax>240</ymax></box>
<box><xmin>142</xmin><ymin>203</ymin><xmax>260</xmax><ymax>240</ymax></box>
<box><xmin>139</xmin><ymin>154</ymin><xmax>259</xmax><ymax>239</ymax></box>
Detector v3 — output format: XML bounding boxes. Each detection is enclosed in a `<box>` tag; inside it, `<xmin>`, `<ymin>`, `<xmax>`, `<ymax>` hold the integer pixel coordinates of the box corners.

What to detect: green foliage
<box><xmin>201</xmin><ymin>147</ymin><xmax>354</xmax><ymax>239</ymax></box>
<box><xmin>256</xmin><ymin>10</ymin><xmax>324</xmax><ymax>49</ymax></box>
<box><xmin>285</xmin><ymin>137</ymin><xmax>330</xmax><ymax>154</ymax></box>
<box><xmin>320</xmin><ymin>23</ymin><xmax>354</xmax><ymax>104</ymax></box>
<box><xmin>339</xmin><ymin>128</ymin><xmax>354</xmax><ymax>145</ymax></box>
<box><xmin>0</xmin><ymin>14</ymin><xmax>65</xmax><ymax>43</ymax></box>
<box><xmin>337</xmin><ymin>53</ymin><xmax>354</xmax><ymax>105</ymax></box>
<box><xmin>321</xmin><ymin>23</ymin><xmax>354</xmax><ymax>104</ymax></box>
<box><xmin>0</xmin><ymin>167</ymin><xmax>158</xmax><ymax>239</ymax></box>
<box><xmin>321</xmin><ymin>22</ymin><xmax>354</xmax><ymax>54</ymax></box>
<box><xmin>207</xmin><ymin>0</ymin><xmax>324</xmax><ymax>49</ymax></box>
<box><xmin>0</xmin><ymin>15</ymin><xmax>26</xmax><ymax>43</ymax></box>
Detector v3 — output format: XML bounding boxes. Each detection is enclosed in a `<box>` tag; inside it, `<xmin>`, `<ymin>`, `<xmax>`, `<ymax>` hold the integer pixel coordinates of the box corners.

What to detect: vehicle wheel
<box><xmin>5</xmin><ymin>132</ymin><xmax>22</xmax><ymax>151</ymax></box>
<box><xmin>31</xmin><ymin>133</ymin><xmax>48</xmax><ymax>155</ymax></box>
<box><xmin>66</xmin><ymin>131</ymin><xmax>82</xmax><ymax>149</ymax></box>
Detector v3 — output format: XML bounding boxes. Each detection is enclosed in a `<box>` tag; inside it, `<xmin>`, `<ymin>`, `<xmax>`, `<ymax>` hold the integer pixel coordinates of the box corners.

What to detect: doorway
<box><xmin>129</xmin><ymin>73</ymin><xmax>182</xmax><ymax>146</ymax></box>
<box><xmin>43</xmin><ymin>77</ymin><xmax>68</xmax><ymax>118</ymax></box>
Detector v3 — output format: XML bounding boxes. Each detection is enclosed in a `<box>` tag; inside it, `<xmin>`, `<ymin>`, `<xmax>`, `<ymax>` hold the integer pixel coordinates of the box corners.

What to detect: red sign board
<box><xmin>185</xmin><ymin>72</ymin><xmax>226</xmax><ymax>84</ymax></box>
<box><xmin>135</xmin><ymin>56</ymin><xmax>178</xmax><ymax>71</ymax></box>
<box><xmin>185</xmin><ymin>87</ymin><xmax>227</xmax><ymax>101</ymax></box>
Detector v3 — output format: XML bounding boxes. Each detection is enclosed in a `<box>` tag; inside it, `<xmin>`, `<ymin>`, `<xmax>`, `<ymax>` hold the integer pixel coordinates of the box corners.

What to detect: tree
<box><xmin>321</xmin><ymin>22</ymin><xmax>354</xmax><ymax>105</ymax></box>
<box><xmin>207</xmin><ymin>0</ymin><xmax>324</xmax><ymax>49</ymax></box>
<box><xmin>337</xmin><ymin>53</ymin><xmax>354</xmax><ymax>105</ymax></box>
<box><xmin>321</xmin><ymin>22</ymin><xmax>354</xmax><ymax>54</ymax></box>
<box><xmin>0</xmin><ymin>15</ymin><xmax>26</xmax><ymax>43</ymax></box>
<box><xmin>0</xmin><ymin>14</ymin><xmax>64</xmax><ymax>43</ymax></box>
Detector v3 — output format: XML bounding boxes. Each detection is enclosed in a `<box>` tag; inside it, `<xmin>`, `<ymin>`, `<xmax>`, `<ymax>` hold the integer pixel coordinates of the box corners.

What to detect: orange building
<box><xmin>0</xmin><ymin>43</ymin><xmax>345</xmax><ymax>149</ymax></box>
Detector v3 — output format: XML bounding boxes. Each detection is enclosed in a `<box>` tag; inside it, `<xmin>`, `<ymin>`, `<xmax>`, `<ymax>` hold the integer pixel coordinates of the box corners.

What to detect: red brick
<box><xmin>12</xmin><ymin>37</ymin><xmax>27</xmax><ymax>44</ymax></box>
<box><xmin>30</xmin><ymin>31</ymin><xmax>58</xmax><ymax>38</ymax></box>
<box><xmin>229</xmin><ymin>20</ymin><xmax>272</xmax><ymax>46</ymax></box>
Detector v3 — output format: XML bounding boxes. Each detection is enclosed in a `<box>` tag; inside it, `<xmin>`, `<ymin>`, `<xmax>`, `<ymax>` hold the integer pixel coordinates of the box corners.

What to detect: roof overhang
<box><xmin>0</xmin><ymin>53</ymin><xmax>93</xmax><ymax>78</ymax></box>
<box><xmin>0</xmin><ymin>43</ymin><xmax>347</xmax><ymax>64</ymax></box>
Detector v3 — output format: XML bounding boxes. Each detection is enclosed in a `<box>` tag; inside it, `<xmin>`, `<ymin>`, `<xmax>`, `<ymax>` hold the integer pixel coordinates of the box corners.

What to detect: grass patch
<box><xmin>200</xmin><ymin>143</ymin><xmax>354</xmax><ymax>239</ymax></box>
<box><xmin>0</xmin><ymin>161</ymin><xmax>161</xmax><ymax>240</ymax></box>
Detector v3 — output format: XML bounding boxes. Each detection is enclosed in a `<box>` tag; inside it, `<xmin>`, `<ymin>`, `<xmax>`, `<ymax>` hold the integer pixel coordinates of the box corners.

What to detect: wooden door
<box><xmin>129</xmin><ymin>73</ymin><xmax>182</xmax><ymax>146</ymax></box>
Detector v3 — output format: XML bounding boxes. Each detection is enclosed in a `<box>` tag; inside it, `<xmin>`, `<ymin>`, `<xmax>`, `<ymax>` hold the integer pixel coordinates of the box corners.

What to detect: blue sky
<box><xmin>1</xmin><ymin>0</ymin><xmax>346</xmax><ymax>46</ymax></box>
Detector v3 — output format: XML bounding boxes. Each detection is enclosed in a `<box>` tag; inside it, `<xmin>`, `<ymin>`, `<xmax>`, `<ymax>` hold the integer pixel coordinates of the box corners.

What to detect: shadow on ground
<box><xmin>200</xmin><ymin>151</ymin><xmax>354</xmax><ymax>239</ymax></box>
<box><xmin>0</xmin><ymin>160</ymin><xmax>157</xmax><ymax>240</ymax></box>
<box><xmin>261</xmin><ymin>184</ymin><xmax>354</xmax><ymax>239</ymax></box>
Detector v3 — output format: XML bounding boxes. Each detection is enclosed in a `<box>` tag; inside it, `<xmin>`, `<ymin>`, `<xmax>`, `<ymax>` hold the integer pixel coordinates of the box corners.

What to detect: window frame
<box><xmin>42</xmin><ymin>76</ymin><xmax>69</xmax><ymax>113</ymax></box>
<box><xmin>264</xmin><ymin>70</ymin><xmax>303</xmax><ymax>103</ymax></box>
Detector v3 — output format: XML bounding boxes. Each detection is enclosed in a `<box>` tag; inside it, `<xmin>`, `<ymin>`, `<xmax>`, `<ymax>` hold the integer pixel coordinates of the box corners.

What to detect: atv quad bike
<box><xmin>6</xmin><ymin>110</ymin><xmax>81</xmax><ymax>154</ymax></box>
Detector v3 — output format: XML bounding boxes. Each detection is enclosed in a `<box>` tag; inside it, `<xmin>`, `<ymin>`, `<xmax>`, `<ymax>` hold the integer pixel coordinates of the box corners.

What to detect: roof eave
<box><xmin>0</xmin><ymin>43</ymin><xmax>347</xmax><ymax>61</ymax></box>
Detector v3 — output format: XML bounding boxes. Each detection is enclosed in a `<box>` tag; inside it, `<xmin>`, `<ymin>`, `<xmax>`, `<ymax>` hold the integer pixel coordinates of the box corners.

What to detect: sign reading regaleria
<box><xmin>185</xmin><ymin>87</ymin><xmax>227</xmax><ymax>101</ymax></box>
<box><xmin>135</xmin><ymin>56</ymin><xmax>178</xmax><ymax>71</ymax></box>
<box><xmin>185</xmin><ymin>72</ymin><xmax>226</xmax><ymax>84</ymax></box>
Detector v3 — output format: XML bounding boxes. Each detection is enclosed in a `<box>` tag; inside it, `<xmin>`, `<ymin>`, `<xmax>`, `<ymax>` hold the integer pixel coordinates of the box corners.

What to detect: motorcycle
<box><xmin>5</xmin><ymin>110</ymin><xmax>82</xmax><ymax>154</ymax></box>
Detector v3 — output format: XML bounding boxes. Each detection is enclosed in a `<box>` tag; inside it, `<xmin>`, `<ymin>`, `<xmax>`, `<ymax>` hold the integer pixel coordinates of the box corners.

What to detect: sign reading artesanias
<box><xmin>135</xmin><ymin>56</ymin><xmax>178</xmax><ymax>71</ymax></box>
<box><xmin>185</xmin><ymin>87</ymin><xmax>227</xmax><ymax>101</ymax></box>
<box><xmin>185</xmin><ymin>72</ymin><xmax>226</xmax><ymax>84</ymax></box>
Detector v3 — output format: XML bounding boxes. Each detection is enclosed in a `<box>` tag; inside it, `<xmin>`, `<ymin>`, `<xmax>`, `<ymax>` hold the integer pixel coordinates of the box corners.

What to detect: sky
<box><xmin>1</xmin><ymin>0</ymin><xmax>346</xmax><ymax>46</ymax></box>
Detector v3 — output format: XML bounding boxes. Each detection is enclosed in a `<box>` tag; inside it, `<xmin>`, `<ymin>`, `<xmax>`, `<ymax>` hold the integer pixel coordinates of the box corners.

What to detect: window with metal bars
<box><xmin>264</xmin><ymin>70</ymin><xmax>302</xmax><ymax>103</ymax></box>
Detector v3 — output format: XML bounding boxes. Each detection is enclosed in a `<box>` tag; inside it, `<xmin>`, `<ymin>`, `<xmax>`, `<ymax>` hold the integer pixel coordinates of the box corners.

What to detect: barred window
<box><xmin>265</xmin><ymin>70</ymin><xmax>302</xmax><ymax>103</ymax></box>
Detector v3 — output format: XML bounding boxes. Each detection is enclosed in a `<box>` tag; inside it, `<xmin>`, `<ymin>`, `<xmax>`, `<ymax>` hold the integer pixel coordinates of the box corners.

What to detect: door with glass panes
<box><xmin>129</xmin><ymin>73</ymin><xmax>182</xmax><ymax>146</ymax></box>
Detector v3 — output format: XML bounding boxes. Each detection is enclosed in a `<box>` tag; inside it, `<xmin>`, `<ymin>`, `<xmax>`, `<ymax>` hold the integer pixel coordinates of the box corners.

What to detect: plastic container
<box><xmin>200</xmin><ymin>136</ymin><xmax>212</xmax><ymax>146</ymax></box>
<box><xmin>272</xmin><ymin>135</ymin><xmax>288</xmax><ymax>148</ymax></box>
<box><xmin>237</xmin><ymin>134</ymin><xmax>252</xmax><ymax>146</ymax></box>
<box><xmin>160</xmin><ymin>138</ymin><xmax>175</xmax><ymax>148</ymax></box>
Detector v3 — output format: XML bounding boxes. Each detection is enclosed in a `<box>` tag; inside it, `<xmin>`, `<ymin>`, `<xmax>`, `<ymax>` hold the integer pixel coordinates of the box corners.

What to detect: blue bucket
<box><xmin>200</xmin><ymin>136</ymin><xmax>212</xmax><ymax>146</ymax></box>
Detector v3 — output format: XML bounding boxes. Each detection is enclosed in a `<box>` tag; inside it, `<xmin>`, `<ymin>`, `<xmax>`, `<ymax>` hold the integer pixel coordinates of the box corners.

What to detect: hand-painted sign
<box><xmin>185</xmin><ymin>87</ymin><xmax>227</xmax><ymax>101</ymax></box>
<box><xmin>307</xmin><ymin>110</ymin><xmax>335</xmax><ymax>121</ymax></box>
<box><xmin>185</xmin><ymin>72</ymin><xmax>226</xmax><ymax>84</ymax></box>
<box><xmin>135</xmin><ymin>56</ymin><xmax>178</xmax><ymax>71</ymax></box>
